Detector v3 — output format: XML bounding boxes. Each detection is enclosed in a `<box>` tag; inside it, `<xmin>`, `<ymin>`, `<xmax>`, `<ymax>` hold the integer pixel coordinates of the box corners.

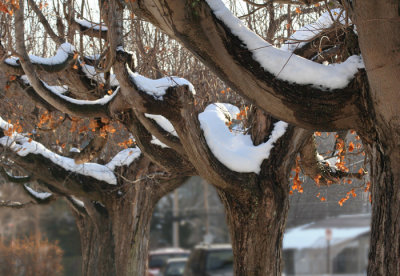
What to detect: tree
<box><xmin>0</xmin><ymin>0</ymin><xmax>395</xmax><ymax>275</ymax></box>
<box><xmin>125</xmin><ymin>1</ymin><xmax>398</xmax><ymax>275</ymax></box>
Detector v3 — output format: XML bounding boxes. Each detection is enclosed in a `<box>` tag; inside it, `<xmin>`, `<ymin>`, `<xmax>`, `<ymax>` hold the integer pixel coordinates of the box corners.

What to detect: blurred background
<box><xmin>0</xmin><ymin>163</ymin><xmax>371</xmax><ymax>276</ymax></box>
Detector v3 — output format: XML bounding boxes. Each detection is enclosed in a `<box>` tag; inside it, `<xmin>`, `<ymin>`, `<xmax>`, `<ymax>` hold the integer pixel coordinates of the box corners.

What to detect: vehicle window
<box><xmin>165</xmin><ymin>261</ymin><xmax>186</xmax><ymax>276</ymax></box>
<box><xmin>149</xmin><ymin>253</ymin><xmax>189</xmax><ymax>268</ymax></box>
<box><xmin>205</xmin><ymin>250</ymin><xmax>233</xmax><ymax>272</ymax></box>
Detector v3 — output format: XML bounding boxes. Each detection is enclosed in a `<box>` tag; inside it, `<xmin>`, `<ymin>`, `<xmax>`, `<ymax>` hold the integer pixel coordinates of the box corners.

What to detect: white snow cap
<box><xmin>5</xmin><ymin>43</ymin><xmax>75</xmax><ymax>66</ymax></box>
<box><xmin>130</xmin><ymin>73</ymin><xmax>195</xmax><ymax>100</ymax></box>
<box><xmin>75</xmin><ymin>19</ymin><xmax>108</xmax><ymax>31</ymax></box>
<box><xmin>144</xmin><ymin>114</ymin><xmax>178</xmax><ymax>137</ymax></box>
<box><xmin>198</xmin><ymin>103</ymin><xmax>288</xmax><ymax>174</ymax></box>
<box><xmin>206</xmin><ymin>0</ymin><xmax>364</xmax><ymax>89</ymax></box>
<box><xmin>24</xmin><ymin>185</ymin><xmax>52</xmax><ymax>200</ymax></box>
<box><xmin>106</xmin><ymin>148</ymin><xmax>141</xmax><ymax>171</ymax></box>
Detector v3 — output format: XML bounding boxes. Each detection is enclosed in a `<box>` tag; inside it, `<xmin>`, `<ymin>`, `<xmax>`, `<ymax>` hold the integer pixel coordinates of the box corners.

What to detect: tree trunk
<box><xmin>352</xmin><ymin>1</ymin><xmax>400</xmax><ymax>274</ymax></box>
<box><xmin>72</xmin><ymin>183</ymin><xmax>157</xmax><ymax>276</ymax></box>
<box><xmin>218</xmin><ymin>183</ymin><xmax>289</xmax><ymax>276</ymax></box>
<box><xmin>367</xmin><ymin>137</ymin><xmax>400</xmax><ymax>275</ymax></box>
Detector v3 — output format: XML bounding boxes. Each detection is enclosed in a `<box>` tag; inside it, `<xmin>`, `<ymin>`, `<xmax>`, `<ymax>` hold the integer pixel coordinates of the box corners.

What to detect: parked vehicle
<box><xmin>148</xmin><ymin>248</ymin><xmax>190</xmax><ymax>276</ymax></box>
<box><xmin>159</xmin><ymin>257</ymin><xmax>188</xmax><ymax>276</ymax></box>
<box><xmin>184</xmin><ymin>244</ymin><xmax>233</xmax><ymax>276</ymax></box>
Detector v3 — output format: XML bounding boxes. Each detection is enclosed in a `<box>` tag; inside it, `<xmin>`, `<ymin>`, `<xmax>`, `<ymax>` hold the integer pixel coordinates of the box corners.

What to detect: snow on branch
<box><xmin>144</xmin><ymin>114</ymin><xmax>178</xmax><ymax>137</ymax></box>
<box><xmin>5</xmin><ymin>43</ymin><xmax>75</xmax><ymax>68</ymax></box>
<box><xmin>206</xmin><ymin>0</ymin><xmax>364</xmax><ymax>89</ymax></box>
<box><xmin>129</xmin><ymin>72</ymin><xmax>195</xmax><ymax>100</ymax></box>
<box><xmin>18</xmin><ymin>75</ymin><xmax>116</xmax><ymax>117</ymax></box>
<box><xmin>23</xmin><ymin>184</ymin><xmax>52</xmax><ymax>200</ymax></box>
<box><xmin>81</xmin><ymin>63</ymin><xmax>120</xmax><ymax>87</ymax></box>
<box><xmin>105</xmin><ymin>148</ymin><xmax>141</xmax><ymax>171</ymax></box>
<box><xmin>74</xmin><ymin>18</ymin><xmax>108</xmax><ymax>31</ymax></box>
<box><xmin>0</xmin><ymin>117</ymin><xmax>117</xmax><ymax>185</ymax></box>
<box><xmin>198</xmin><ymin>103</ymin><xmax>288</xmax><ymax>174</ymax></box>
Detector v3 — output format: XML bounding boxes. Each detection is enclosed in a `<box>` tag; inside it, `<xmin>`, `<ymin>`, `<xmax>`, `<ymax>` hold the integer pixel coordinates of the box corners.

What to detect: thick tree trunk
<box><xmin>367</xmin><ymin>137</ymin><xmax>400</xmax><ymax>275</ymax></box>
<box><xmin>218</xmin><ymin>182</ymin><xmax>289</xmax><ymax>276</ymax></box>
<box><xmin>72</xmin><ymin>184</ymin><xmax>156</xmax><ymax>276</ymax></box>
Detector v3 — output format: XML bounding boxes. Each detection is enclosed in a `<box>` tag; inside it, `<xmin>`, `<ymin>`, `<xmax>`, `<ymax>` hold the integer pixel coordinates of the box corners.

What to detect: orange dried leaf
<box><xmin>348</xmin><ymin>141</ymin><xmax>355</xmax><ymax>152</ymax></box>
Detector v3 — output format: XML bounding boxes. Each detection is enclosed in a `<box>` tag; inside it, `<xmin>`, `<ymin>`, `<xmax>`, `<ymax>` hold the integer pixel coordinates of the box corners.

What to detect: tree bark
<box><xmin>218</xmin><ymin>184</ymin><xmax>288</xmax><ymax>276</ymax></box>
<box><xmin>351</xmin><ymin>1</ymin><xmax>400</xmax><ymax>274</ymax></box>
<box><xmin>72</xmin><ymin>183</ymin><xmax>156</xmax><ymax>276</ymax></box>
<box><xmin>367</xmin><ymin>137</ymin><xmax>400</xmax><ymax>275</ymax></box>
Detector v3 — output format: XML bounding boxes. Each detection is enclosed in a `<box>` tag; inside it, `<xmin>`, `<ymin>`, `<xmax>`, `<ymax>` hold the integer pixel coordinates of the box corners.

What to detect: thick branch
<box><xmin>130</xmin><ymin>0</ymin><xmax>366</xmax><ymax>131</ymax></box>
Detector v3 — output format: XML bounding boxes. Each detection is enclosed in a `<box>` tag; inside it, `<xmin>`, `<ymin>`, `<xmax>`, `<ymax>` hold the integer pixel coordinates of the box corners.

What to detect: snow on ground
<box><xmin>5</xmin><ymin>43</ymin><xmax>74</xmax><ymax>66</ymax></box>
<box><xmin>206</xmin><ymin>0</ymin><xmax>364</xmax><ymax>89</ymax></box>
<box><xmin>281</xmin><ymin>9</ymin><xmax>347</xmax><ymax>52</ymax></box>
<box><xmin>145</xmin><ymin>114</ymin><xmax>178</xmax><ymax>137</ymax></box>
<box><xmin>24</xmin><ymin>185</ymin><xmax>52</xmax><ymax>200</ymax></box>
<box><xmin>0</xmin><ymin>117</ymin><xmax>141</xmax><ymax>185</ymax></box>
<box><xmin>198</xmin><ymin>103</ymin><xmax>287</xmax><ymax>174</ymax></box>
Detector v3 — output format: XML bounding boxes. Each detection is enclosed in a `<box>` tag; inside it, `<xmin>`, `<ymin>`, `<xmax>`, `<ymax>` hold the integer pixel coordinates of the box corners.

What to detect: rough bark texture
<box><xmin>367</xmin><ymin>140</ymin><xmax>400</xmax><ymax>275</ymax></box>
<box><xmin>213</xmin><ymin>126</ymin><xmax>308</xmax><ymax>276</ymax></box>
<box><xmin>351</xmin><ymin>1</ymin><xmax>400</xmax><ymax>274</ymax></box>
<box><xmin>218</xmin><ymin>184</ymin><xmax>288</xmax><ymax>276</ymax></box>
<box><xmin>73</xmin><ymin>183</ymin><xmax>156</xmax><ymax>276</ymax></box>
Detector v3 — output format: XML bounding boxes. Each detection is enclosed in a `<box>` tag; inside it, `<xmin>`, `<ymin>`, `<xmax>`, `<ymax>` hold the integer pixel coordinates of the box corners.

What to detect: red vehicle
<box><xmin>148</xmin><ymin>248</ymin><xmax>190</xmax><ymax>276</ymax></box>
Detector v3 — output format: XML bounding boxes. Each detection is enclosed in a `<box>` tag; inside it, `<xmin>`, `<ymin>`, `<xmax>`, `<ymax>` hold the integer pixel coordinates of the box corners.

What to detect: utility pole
<box><xmin>172</xmin><ymin>189</ymin><xmax>179</xmax><ymax>247</ymax></box>
<box><xmin>203</xmin><ymin>181</ymin><xmax>209</xmax><ymax>236</ymax></box>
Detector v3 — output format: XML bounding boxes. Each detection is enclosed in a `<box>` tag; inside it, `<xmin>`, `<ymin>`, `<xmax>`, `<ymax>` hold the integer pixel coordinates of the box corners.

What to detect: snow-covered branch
<box><xmin>72</xmin><ymin>18</ymin><xmax>108</xmax><ymax>39</ymax></box>
<box><xmin>129</xmin><ymin>0</ymin><xmax>367</xmax><ymax>131</ymax></box>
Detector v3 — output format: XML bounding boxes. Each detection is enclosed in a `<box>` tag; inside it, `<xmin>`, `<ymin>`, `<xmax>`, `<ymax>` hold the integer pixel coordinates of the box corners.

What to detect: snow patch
<box><xmin>106</xmin><ymin>148</ymin><xmax>141</xmax><ymax>171</ymax></box>
<box><xmin>24</xmin><ymin>185</ymin><xmax>52</xmax><ymax>200</ymax></box>
<box><xmin>6</xmin><ymin>43</ymin><xmax>74</xmax><ymax>66</ymax></box>
<box><xmin>150</xmin><ymin>135</ymin><xmax>170</xmax><ymax>148</ymax></box>
<box><xmin>144</xmin><ymin>114</ymin><xmax>178</xmax><ymax>137</ymax></box>
<box><xmin>130</xmin><ymin>73</ymin><xmax>195</xmax><ymax>100</ymax></box>
<box><xmin>198</xmin><ymin>103</ymin><xmax>288</xmax><ymax>173</ymax></box>
<box><xmin>75</xmin><ymin>18</ymin><xmax>108</xmax><ymax>31</ymax></box>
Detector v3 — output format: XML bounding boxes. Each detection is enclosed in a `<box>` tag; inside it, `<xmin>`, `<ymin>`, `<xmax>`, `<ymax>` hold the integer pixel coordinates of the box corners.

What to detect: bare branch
<box><xmin>0</xmin><ymin>200</ymin><xmax>34</xmax><ymax>208</ymax></box>
<box><xmin>28</xmin><ymin>0</ymin><xmax>65</xmax><ymax>45</ymax></box>
<box><xmin>299</xmin><ymin>134</ymin><xmax>366</xmax><ymax>186</ymax></box>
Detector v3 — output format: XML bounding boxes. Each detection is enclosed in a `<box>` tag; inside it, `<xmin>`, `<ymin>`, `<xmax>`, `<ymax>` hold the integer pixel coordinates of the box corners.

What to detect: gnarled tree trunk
<box><xmin>367</xmin><ymin>137</ymin><xmax>400</xmax><ymax>275</ymax></box>
<box><xmin>218</xmin><ymin>183</ymin><xmax>289</xmax><ymax>276</ymax></box>
<box><xmin>70</xmin><ymin>172</ymin><xmax>187</xmax><ymax>276</ymax></box>
<box><xmin>72</xmin><ymin>183</ymin><xmax>157</xmax><ymax>276</ymax></box>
